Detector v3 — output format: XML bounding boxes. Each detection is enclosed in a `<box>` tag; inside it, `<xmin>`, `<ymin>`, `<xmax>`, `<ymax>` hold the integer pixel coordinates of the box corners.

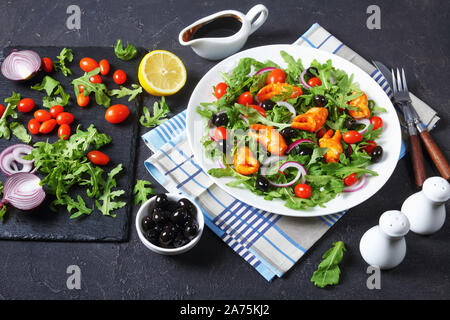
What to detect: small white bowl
<box><xmin>136</xmin><ymin>193</ymin><xmax>204</xmax><ymax>255</ymax></box>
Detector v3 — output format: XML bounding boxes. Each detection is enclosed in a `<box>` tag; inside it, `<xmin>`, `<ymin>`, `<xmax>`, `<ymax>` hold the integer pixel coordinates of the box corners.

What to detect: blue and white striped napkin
<box><xmin>142</xmin><ymin>23</ymin><xmax>438</xmax><ymax>281</ymax></box>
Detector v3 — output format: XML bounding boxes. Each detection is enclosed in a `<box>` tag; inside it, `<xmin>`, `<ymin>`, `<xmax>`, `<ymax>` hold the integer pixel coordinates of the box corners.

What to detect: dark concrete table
<box><xmin>0</xmin><ymin>0</ymin><xmax>448</xmax><ymax>300</ymax></box>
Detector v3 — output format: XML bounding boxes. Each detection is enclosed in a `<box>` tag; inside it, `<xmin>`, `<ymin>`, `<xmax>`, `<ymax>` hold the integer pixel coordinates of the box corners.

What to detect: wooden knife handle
<box><xmin>409</xmin><ymin>134</ymin><xmax>427</xmax><ymax>188</ymax></box>
<box><xmin>420</xmin><ymin>130</ymin><xmax>450</xmax><ymax>180</ymax></box>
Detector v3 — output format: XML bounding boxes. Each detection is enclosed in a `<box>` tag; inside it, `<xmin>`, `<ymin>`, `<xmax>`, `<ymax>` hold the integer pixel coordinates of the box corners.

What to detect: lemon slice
<box><xmin>138</xmin><ymin>50</ymin><xmax>187</xmax><ymax>96</ymax></box>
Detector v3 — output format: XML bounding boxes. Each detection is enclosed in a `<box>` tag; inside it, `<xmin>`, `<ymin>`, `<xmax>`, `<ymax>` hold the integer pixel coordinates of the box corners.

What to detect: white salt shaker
<box><xmin>359</xmin><ymin>210</ymin><xmax>410</xmax><ymax>270</ymax></box>
<box><xmin>401</xmin><ymin>176</ymin><xmax>450</xmax><ymax>235</ymax></box>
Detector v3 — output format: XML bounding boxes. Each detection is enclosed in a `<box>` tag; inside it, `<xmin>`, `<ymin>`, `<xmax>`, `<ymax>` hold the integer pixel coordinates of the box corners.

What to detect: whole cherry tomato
<box><xmin>0</xmin><ymin>104</ymin><xmax>5</xmax><ymax>118</ymax></box>
<box><xmin>343</xmin><ymin>130</ymin><xmax>363</xmax><ymax>144</ymax></box>
<box><xmin>237</xmin><ymin>91</ymin><xmax>253</xmax><ymax>106</ymax></box>
<box><xmin>58</xmin><ymin>124</ymin><xmax>71</xmax><ymax>140</ymax></box>
<box><xmin>294</xmin><ymin>183</ymin><xmax>312</xmax><ymax>199</ymax></box>
<box><xmin>89</xmin><ymin>74</ymin><xmax>102</xmax><ymax>84</ymax></box>
<box><xmin>307</xmin><ymin>77</ymin><xmax>322</xmax><ymax>87</ymax></box>
<box><xmin>370</xmin><ymin>116</ymin><xmax>383</xmax><ymax>130</ymax></box>
<box><xmin>18</xmin><ymin>98</ymin><xmax>35</xmax><ymax>113</ymax></box>
<box><xmin>80</xmin><ymin>57</ymin><xmax>99</xmax><ymax>72</ymax></box>
<box><xmin>267</xmin><ymin>68</ymin><xmax>286</xmax><ymax>84</ymax></box>
<box><xmin>99</xmin><ymin>59</ymin><xmax>110</xmax><ymax>75</ymax></box>
<box><xmin>34</xmin><ymin>109</ymin><xmax>52</xmax><ymax>122</ymax></box>
<box><xmin>214</xmin><ymin>82</ymin><xmax>228</xmax><ymax>99</ymax></box>
<box><xmin>49</xmin><ymin>105</ymin><xmax>64</xmax><ymax>118</ymax></box>
<box><xmin>39</xmin><ymin>119</ymin><xmax>57</xmax><ymax>134</ymax></box>
<box><xmin>344</xmin><ymin>173</ymin><xmax>358</xmax><ymax>186</ymax></box>
<box><xmin>56</xmin><ymin>112</ymin><xmax>74</xmax><ymax>125</ymax></box>
<box><xmin>214</xmin><ymin>126</ymin><xmax>227</xmax><ymax>141</ymax></box>
<box><xmin>105</xmin><ymin>104</ymin><xmax>130</xmax><ymax>124</ymax></box>
<box><xmin>42</xmin><ymin>57</ymin><xmax>53</xmax><ymax>73</ymax></box>
<box><xmin>77</xmin><ymin>93</ymin><xmax>90</xmax><ymax>107</ymax></box>
<box><xmin>87</xmin><ymin>151</ymin><xmax>110</xmax><ymax>166</ymax></box>
<box><xmin>361</xmin><ymin>141</ymin><xmax>377</xmax><ymax>154</ymax></box>
<box><xmin>28</xmin><ymin>118</ymin><xmax>40</xmax><ymax>135</ymax></box>
<box><xmin>113</xmin><ymin>69</ymin><xmax>127</xmax><ymax>85</ymax></box>
<box><xmin>78</xmin><ymin>84</ymin><xmax>85</xmax><ymax>93</ymax></box>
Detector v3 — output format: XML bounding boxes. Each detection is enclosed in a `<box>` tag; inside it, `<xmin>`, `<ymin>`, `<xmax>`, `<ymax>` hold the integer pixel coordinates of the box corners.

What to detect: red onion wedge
<box><xmin>1</xmin><ymin>173</ymin><xmax>45</xmax><ymax>211</ymax></box>
<box><xmin>286</xmin><ymin>139</ymin><xmax>315</xmax><ymax>154</ymax></box>
<box><xmin>255</xmin><ymin>67</ymin><xmax>276</xmax><ymax>76</ymax></box>
<box><xmin>300</xmin><ymin>69</ymin><xmax>312</xmax><ymax>89</ymax></box>
<box><xmin>355</xmin><ymin>118</ymin><xmax>371</xmax><ymax>135</ymax></box>
<box><xmin>0</xmin><ymin>144</ymin><xmax>35</xmax><ymax>176</ymax></box>
<box><xmin>269</xmin><ymin>161</ymin><xmax>307</xmax><ymax>187</ymax></box>
<box><xmin>276</xmin><ymin>101</ymin><xmax>296</xmax><ymax>120</ymax></box>
<box><xmin>343</xmin><ymin>174</ymin><xmax>367</xmax><ymax>193</ymax></box>
<box><xmin>1</xmin><ymin>49</ymin><xmax>41</xmax><ymax>81</ymax></box>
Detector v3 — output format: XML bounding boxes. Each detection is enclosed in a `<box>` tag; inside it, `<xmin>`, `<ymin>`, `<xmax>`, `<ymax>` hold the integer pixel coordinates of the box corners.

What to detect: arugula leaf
<box><xmin>280</xmin><ymin>50</ymin><xmax>304</xmax><ymax>84</ymax></box>
<box><xmin>108</xmin><ymin>84</ymin><xmax>142</xmax><ymax>101</ymax></box>
<box><xmin>31</xmin><ymin>76</ymin><xmax>60</xmax><ymax>96</ymax></box>
<box><xmin>140</xmin><ymin>97</ymin><xmax>171</xmax><ymax>128</ymax></box>
<box><xmin>133</xmin><ymin>180</ymin><xmax>155</xmax><ymax>205</ymax></box>
<box><xmin>10</xmin><ymin>122</ymin><xmax>31</xmax><ymax>144</ymax></box>
<box><xmin>0</xmin><ymin>206</ymin><xmax>7</xmax><ymax>221</ymax></box>
<box><xmin>31</xmin><ymin>76</ymin><xmax>70</xmax><ymax>108</ymax></box>
<box><xmin>114</xmin><ymin>39</ymin><xmax>137</xmax><ymax>61</ymax></box>
<box><xmin>95</xmin><ymin>164</ymin><xmax>126</xmax><ymax>217</ymax></box>
<box><xmin>0</xmin><ymin>92</ymin><xmax>20</xmax><ymax>140</ymax></box>
<box><xmin>311</xmin><ymin>241</ymin><xmax>346</xmax><ymax>288</ymax></box>
<box><xmin>52</xmin><ymin>195</ymin><xmax>93</xmax><ymax>219</ymax></box>
<box><xmin>233</xmin><ymin>103</ymin><xmax>291</xmax><ymax>129</ymax></box>
<box><xmin>72</xmin><ymin>68</ymin><xmax>110</xmax><ymax>107</ymax></box>
<box><xmin>53</xmin><ymin>48</ymin><xmax>73</xmax><ymax>76</ymax></box>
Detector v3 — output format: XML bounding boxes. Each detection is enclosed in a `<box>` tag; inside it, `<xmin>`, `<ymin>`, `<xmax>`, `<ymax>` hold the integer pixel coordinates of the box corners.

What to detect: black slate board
<box><xmin>0</xmin><ymin>46</ymin><xmax>144</xmax><ymax>242</ymax></box>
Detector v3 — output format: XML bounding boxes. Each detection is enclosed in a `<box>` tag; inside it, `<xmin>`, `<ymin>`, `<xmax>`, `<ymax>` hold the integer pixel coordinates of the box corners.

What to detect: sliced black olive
<box><xmin>154</xmin><ymin>194</ymin><xmax>169</xmax><ymax>208</ymax></box>
<box><xmin>344</xmin><ymin>118</ymin><xmax>357</xmax><ymax>130</ymax></box>
<box><xmin>256</xmin><ymin>176</ymin><xmax>270</xmax><ymax>192</ymax></box>
<box><xmin>306</xmin><ymin>67</ymin><xmax>319</xmax><ymax>78</ymax></box>
<box><xmin>183</xmin><ymin>222</ymin><xmax>198</xmax><ymax>240</ymax></box>
<box><xmin>313</xmin><ymin>95</ymin><xmax>327</xmax><ymax>107</ymax></box>
<box><xmin>371</xmin><ymin>146</ymin><xmax>383</xmax><ymax>162</ymax></box>
<box><xmin>213</xmin><ymin>113</ymin><xmax>229</xmax><ymax>127</ymax></box>
<box><xmin>260</xmin><ymin>99</ymin><xmax>275</xmax><ymax>111</ymax></box>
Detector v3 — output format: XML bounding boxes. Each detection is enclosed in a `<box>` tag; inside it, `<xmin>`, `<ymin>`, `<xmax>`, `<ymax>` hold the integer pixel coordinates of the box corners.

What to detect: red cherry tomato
<box><xmin>89</xmin><ymin>74</ymin><xmax>102</xmax><ymax>84</ymax></box>
<box><xmin>0</xmin><ymin>104</ymin><xmax>5</xmax><ymax>118</ymax></box>
<box><xmin>344</xmin><ymin>173</ymin><xmax>358</xmax><ymax>186</ymax></box>
<box><xmin>56</xmin><ymin>112</ymin><xmax>75</xmax><ymax>125</ymax></box>
<box><xmin>18</xmin><ymin>98</ymin><xmax>35</xmax><ymax>113</ymax></box>
<box><xmin>105</xmin><ymin>104</ymin><xmax>130</xmax><ymax>124</ymax></box>
<box><xmin>307</xmin><ymin>77</ymin><xmax>322</xmax><ymax>87</ymax></box>
<box><xmin>267</xmin><ymin>68</ymin><xmax>286</xmax><ymax>84</ymax></box>
<box><xmin>370</xmin><ymin>116</ymin><xmax>383</xmax><ymax>130</ymax></box>
<box><xmin>28</xmin><ymin>118</ymin><xmax>40</xmax><ymax>135</ymax></box>
<box><xmin>99</xmin><ymin>59</ymin><xmax>110</xmax><ymax>75</ymax></box>
<box><xmin>294</xmin><ymin>183</ymin><xmax>312</xmax><ymax>199</ymax></box>
<box><xmin>42</xmin><ymin>57</ymin><xmax>53</xmax><ymax>73</ymax></box>
<box><xmin>49</xmin><ymin>105</ymin><xmax>64</xmax><ymax>118</ymax></box>
<box><xmin>361</xmin><ymin>141</ymin><xmax>377</xmax><ymax>154</ymax></box>
<box><xmin>87</xmin><ymin>151</ymin><xmax>110</xmax><ymax>166</ymax></box>
<box><xmin>58</xmin><ymin>124</ymin><xmax>71</xmax><ymax>140</ymax></box>
<box><xmin>248</xmin><ymin>104</ymin><xmax>266</xmax><ymax>117</ymax></box>
<box><xmin>214</xmin><ymin>126</ymin><xmax>227</xmax><ymax>141</ymax></box>
<box><xmin>80</xmin><ymin>57</ymin><xmax>99</xmax><ymax>72</ymax></box>
<box><xmin>34</xmin><ymin>109</ymin><xmax>52</xmax><ymax>122</ymax></box>
<box><xmin>214</xmin><ymin>82</ymin><xmax>228</xmax><ymax>99</ymax></box>
<box><xmin>237</xmin><ymin>91</ymin><xmax>253</xmax><ymax>106</ymax></box>
<box><xmin>78</xmin><ymin>84</ymin><xmax>85</xmax><ymax>93</ymax></box>
<box><xmin>77</xmin><ymin>93</ymin><xmax>90</xmax><ymax>107</ymax></box>
<box><xmin>113</xmin><ymin>69</ymin><xmax>127</xmax><ymax>85</ymax></box>
<box><xmin>343</xmin><ymin>130</ymin><xmax>363</xmax><ymax>144</ymax></box>
<box><xmin>39</xmin><ymin>119</ymin><xmax>57</xmax><ymax>134</ymax></box>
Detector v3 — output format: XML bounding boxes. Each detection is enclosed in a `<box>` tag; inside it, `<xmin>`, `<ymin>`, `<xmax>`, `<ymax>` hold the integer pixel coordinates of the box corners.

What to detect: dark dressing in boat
<box><xmin>192</xmin><ymin>16</ymin><xmax>242</xmax><ymax>40</ymax></box>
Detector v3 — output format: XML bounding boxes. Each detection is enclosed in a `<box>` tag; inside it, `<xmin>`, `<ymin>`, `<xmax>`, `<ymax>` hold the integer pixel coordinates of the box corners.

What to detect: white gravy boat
<box><xmin>178</xmin><ymin>4</ymin><xmax>268</xmax><ymax>60</ymax></box>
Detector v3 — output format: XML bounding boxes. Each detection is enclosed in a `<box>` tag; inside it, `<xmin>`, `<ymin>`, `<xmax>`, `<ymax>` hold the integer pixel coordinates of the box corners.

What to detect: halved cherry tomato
<box><xmin>307</xmin><ymin>77</ymin><xmax>322</xmax><ymax>87</ymax></box>
<box><xmin>294</xmin><ymin>183</ymin><xmax>312</xmax><ymax>199</ymax></box>
<box><xmin>99</xmin><ymin>59</ymin><xmax>110</xmax><ymax>75</ymax></box>
<box><xmin>89</xmin><ymin>74</ymin><xmax>102</xmax><ymax>84</ymax></box>
<box><xmin>343</xmin><ymin>130</ymin><xmax>363</xmax><ymax>144</ymax></box>
<box><xmin>267</xmin><ymin>68</ymin><xmax>286</xmax><ymax>84</ymax></box>
<box><xmin>361</xmin><ymin>141</ymin><xmax>377</xmax><ymax>154</ymax></box>
<box><xmin>0</xmin><ymin>104</ymin><xmax>6</xmax><ymax>118</ymax></box>
<box><xmin>58</xmin><ymin>124</ymin><xmax>71</xmax><ymax>140</ymax></box>
<box><xmin>248</xmin><ymin>104</ymin><xmax>266</xmax><ymax>117</ymax></box>
<box><xmin>237</xmin><ymin>91</ymin><xmax>253</xmax><ymax>106</ymax></box>
<box><xmin>77</xmin><ymin>93</ymin><xmax>90</xmax><ymax>107</ymax></box>
<box><xmin>39</xmin><ymin>119</ymin><xmax>57</xmax><ymax>134</ymax></box>
<box><xmin>370</xmin><ymin>116</ymin><xmax>383</xmax><ymax>130</ymax></box>
<box><xmin>78</xmin><ymin>84</ymin><xmax>85</xmax><ymax>93</ymax></box>
<box><xmin>105</xmin><ymin>104</ymin><xmax>130</xmax><ymax>124</ymax></box>
<box><xmin>28</xmin><ymin>118</ymin><xmax>40</xmax><ymax>135</ymax></box>
<box><xmin>49</xmin><ymin>105</ymin><xmax>64</xmax><ymax>118</ymax></box>
<box><xmin>56</xmin><ymin>112</ymin><xmax>74</xmax><ymax>125</ymax></box>
<box><xmin>344</xmin><ymin>173</ymin><xmax>358</xmax><ymax>186</ymax></box>
<box><xmin>18</xmin><ymin>98</ymin><xmax>35</xmax><ymax>113</ymax></box>
<box><xmin>113</xmin><ymin>69</ymin><xmax>127</xmax><ymax>85</ymax></box>
<box><xmin>42</xmin><ymin>57</ymin><xmax>53</xmax><ymax>73</ymax></box>
<box><xmin>80</xmin><ymin>57</ymin><xmax>99</xmax><ymax>72</ymax></box>
<box><xmin>214</xmin><ymin>82</ymin><xmax>228</xmax><ymax>99</ymax></box>
<box><xmin>88</xmin><ymin>151</ymin><xmax>110</xmax><ymax>166</ymax></box>
<box><xmin>214</xmin><ymin>126</ymin><xmax>227</xmax><ymax>141</ymax></box>
<box><xmin>34</xmin><ymin>109</ymin><xmax>51</xmax><ymax>122</ymax></box>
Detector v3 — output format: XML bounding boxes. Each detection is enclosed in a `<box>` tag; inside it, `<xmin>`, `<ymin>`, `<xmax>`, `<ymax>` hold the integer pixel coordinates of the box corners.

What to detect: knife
<box><xmin>373</xmin><ymin>61</ymin><xmax>450</xmax><ymax>181</ymax></box>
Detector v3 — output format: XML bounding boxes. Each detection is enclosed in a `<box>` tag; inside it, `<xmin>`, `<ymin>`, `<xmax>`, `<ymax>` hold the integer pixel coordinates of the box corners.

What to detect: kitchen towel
<box><xmin>141</xmin><ymin>23</ymin><xmax>439</xmax><ymax>281</ymax></box>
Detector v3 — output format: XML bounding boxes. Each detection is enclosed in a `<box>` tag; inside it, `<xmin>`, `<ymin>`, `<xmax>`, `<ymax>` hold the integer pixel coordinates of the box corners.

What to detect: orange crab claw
<box><xmin>319</xmin><ymin>129</ymin><xmax>343</xmax><ymax>163</ymax></box>
<box><xmin>234</xmin><ymin>146</ymin><xmax>260</xmax><ymax>175</ymax></box>
<box><xmin>349</xmin><ymin>92</ymin><xmax>370</xmax><ymax>119</ymax></box>
<box><xmin>291</xmin><ymin>107</ymin><xmax>328</xmax><ymax>132</ymax></box>
<box><xmin>248</xmin><ymin>124</ymin><xmax>287</xmax><ymax>156</ymax></box>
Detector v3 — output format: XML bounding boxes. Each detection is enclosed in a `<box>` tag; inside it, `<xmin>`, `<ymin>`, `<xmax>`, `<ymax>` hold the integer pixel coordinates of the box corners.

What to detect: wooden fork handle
<box><xmin>409</xmin><ymin>134</ymin><xmax>427</xmax><ymax>188</ymax></box>
<box><xmin>420</xmin><ymin>130</ymin><xmax>450</xmax><ymax>180</ymax></box>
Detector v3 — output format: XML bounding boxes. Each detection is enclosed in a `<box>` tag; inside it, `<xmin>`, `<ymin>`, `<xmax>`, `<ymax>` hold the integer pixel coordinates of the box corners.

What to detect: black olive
<box><xmin>344</xmin><ymin>118</ymin><xmax>357</xmax><ymax>130</ymax></box>
<box><xmin>177</xmin><ymin>198</ymin><xmax>193</xmax><ymax>212</ymax></box>
<box><xmin>159</xmin><ymin>226</ymin><xmax>174</xmax><ymax>247</ymax></box>
<box><xmin>152</xmin><ymin>208</ymin><xmax>166</xmax><ymax>224</ymax></box>
<box><xmin>145</xmin><ymin>224</ymin><xmax>161</xmax><ymax>244</ymax></box>
<box><xmin>260</xmin><ymin>99</ymin><xmax>275</xmax><ymax>111</ymax></box>
<box><xmin>213</xmin><ymin>113</ymin><xmax>229</xmax><ymax>127</ymax></box>
<box><xmin>256</xmin><ymin>176</ymin><xmax>270</xmax><ymax>192</ymax></box>
<box><xmin>210</xmin><ymin>113</ymin><xmax>218</xmax><ymax>125</ymax></box>
<box><xmin>154</xmin><ymin>194</ymin><xmax>169</xmax><ymax>208</ymax></box>
<box><xmin>371</xmin><ymin>146</ymin><xmax>383</xmax><ymax>162</ymax></box>
<box><xmin>289</xmin><ymin>145</ymin><xmax>313</xmax><ymax>156</ymax></box>
<box><xmin>170</xmin><ymin>207</ymin><xmax>189</xmax><ymax>225</ymax></box>
<box><xmin>173</xmin><ymin>233</ymin><xmax>189</xmax><ymax>248</ymax></box>
<box><xmin>280</xmin><ymin>127</ymin><xmax>297</xmax><ymax>141</ymax></box>
<box><xmin>184</xmin><ymin>222</ymin><xmax>198</xmax><ymax>239</ymax></box>
<box><xmin>165</xmin><ymin>221</ymin><xmax>181</xmax><ymax>235</ymax></box>
<box><xmin>313</xmin><ymin>95</ymin><xmax>327</xmax><ymax>107</ymax></box>
<box><xmin>306</xmin><ymin>67</ymin><xmax>319</xmax><ymax>78</ymax></box>
<box><xmin>141</xmin><ymin>215</ymin><xmax>155</xmax><ymax>232</ymax></box>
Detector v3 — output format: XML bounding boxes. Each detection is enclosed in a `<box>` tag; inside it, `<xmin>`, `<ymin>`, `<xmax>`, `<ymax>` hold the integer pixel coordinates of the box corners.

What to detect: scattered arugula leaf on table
<box><xmin>114</xmin><ymin>39</ymin><xmax>137</xmax><ymax>61</ymax></box>
<box><xmin>0</xmin><ymin>92</ymin><xmax>25</xmax><ymax>142</ymax></box>
<box><xmin>140</xmin><ymin>97</ymin><xmax>171</xmax><ymax>128</ymax></box>
<box><xmin>31</xmin><ymin>76</ymin><xmax>70</xmax><ymax>108</ymax></box>
<box><xmin>133</xmin><ymin>180</ymin><xmax>155</xmax><ymax>205</ymax></box>
<box><xmin>9</xmin><ymin>122</ymin><xmax>31</xmax><ymax>144</ymax></box>
<box><xmin>72</xmin><ymin>68</ymin><xmax>110</xmax><ymax>107</ymax></box>
<box><xmin>311</xmin><ymin>241</ymin><xmax>346</xmax><ymax>288</ymax></box>
<box><xmin>95</xmin><ymin>164</ymin><xmax>126</xmax><ymax>217</ymax></box>
<box><xmin>108</xmin><ymin>84</ymin><xmax>143</xmax><ymax>101</ymax></box>
<box><xmin>52</xmin><ymin>195</ymin><xmax>93</xmax><ymax>219</ymax></box>
<box><xmin>53</xmin><ymin>48</ymin><xmax>73</xmax><ymax>76</ymax></box>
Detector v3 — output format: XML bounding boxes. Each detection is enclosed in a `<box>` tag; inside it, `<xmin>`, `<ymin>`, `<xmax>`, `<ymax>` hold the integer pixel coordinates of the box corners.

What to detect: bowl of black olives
<box><xmin>136</xmin><ymin>193</ymin><xmax>204</xmax><ymax>255</ymax></box>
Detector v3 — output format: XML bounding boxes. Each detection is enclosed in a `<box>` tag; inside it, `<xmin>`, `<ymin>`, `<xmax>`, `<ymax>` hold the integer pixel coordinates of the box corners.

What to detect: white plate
<box><xmin>186</xmin><ymin>45</ymin><xmax>401</xmax><ymax>217</ymax></box>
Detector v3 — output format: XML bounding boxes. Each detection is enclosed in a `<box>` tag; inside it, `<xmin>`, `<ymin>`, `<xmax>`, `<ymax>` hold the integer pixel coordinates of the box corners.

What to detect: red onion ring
<box><xmin>255</xmin><ymin>67</ymin><xmax>276</xmax><ymax>76</ymax></box>
<box><xmin>12</xmin><ymin>145</ymin><xmax>34</xmax><ymax>164</ymax></box>
<box><xmin>355</xmin><ymin>118</ymin><xmax>371</xmax><ymax>134</ymax></box>
<box><xmin>2</xmin><ymin>173</ymin><xmax>45</xmax><ymax>211</ymax></box>
<box><xmin>217</xmin><ymin>160</ymin><xmax>225</xmax><ymax>169</ymax></box>
<box><xmin>269</xmin><ymin>161</ymin><xmax>307</xmax><ymax>187</ymax></box>
<box><xmin>300</xmin><ymin>69</ymin><xmax>312</xmax><ymax>89</ymax></box>
<box><xmin>276</xmin><ymin>101</ymin><xmax>296</xmax><ymax>120</ymax></box>
<box><xmin>343</xmin><ymin>174</ymin><xmax>367</xmax><ymax>193</ymax></box>
<box><xmin>1</xmin><ymin>49</ymin><xmax>41</xmax><ymax>81</ymax></box>
<box><xmin>286</xmin><ymin>139</ymin><xmax>315</xmax><ymax>154</ymax></box>
<box><xmin>0</xmin><ymin>144</ymin><xmax>35</xmax><ymax>176</ymax></box>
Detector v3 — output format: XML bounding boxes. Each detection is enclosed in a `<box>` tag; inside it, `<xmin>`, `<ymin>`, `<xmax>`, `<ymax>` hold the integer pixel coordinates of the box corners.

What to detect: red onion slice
<box><xmin>276</xmin><ymin>101</ymin><xmax>297</xmax><ymax>120</ymax></box>
<box><xmin>286</xmin><ymin>139</ymin><xmax>315</xmax><ymax>154</ymax></box>
<box><xmin>343</xmin><ymin>174</ymin><xmax>367</xmax><ymax>193</ymax></box>
<box><xmin>355</xmin><ymin>118</ymin><xmax>371</xmax><ymax>134</ymax></box>
<box><xmin>300</xmin><ymin>69</ymin><xmax>312</xmax><ymax>89</ymax></box>
<box><xmin>209</xmin><ymin>128</ymin><xmax>217</xmax><ymax>142</ymax></box>
<box><xmin>2</xmin><ymin>173</ymin><xmax>45</xmax><ymax>211</ymax></box>
<box><xmin>12</xmin><ymin>145</ymin><xmax>34</xmax><ymax>164</ymax></box>
<box><xmin>1</xmin><ymin>49</ymin><xmax>41</xmax><ymax>81</ymax></box>
<box><xmin>269</xmin><ymin>161</ymin><xmax>307</xmax><ymax>187</ymax></box>
<box><xmin>0</xmin><ymin>144</ymin><xmax>35</xmax><ymax>176</ymax></box>
<box><xmin>255</xmin><ymin>67</ymin><xmax>276</xmax><ymax>76</ymax></box>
